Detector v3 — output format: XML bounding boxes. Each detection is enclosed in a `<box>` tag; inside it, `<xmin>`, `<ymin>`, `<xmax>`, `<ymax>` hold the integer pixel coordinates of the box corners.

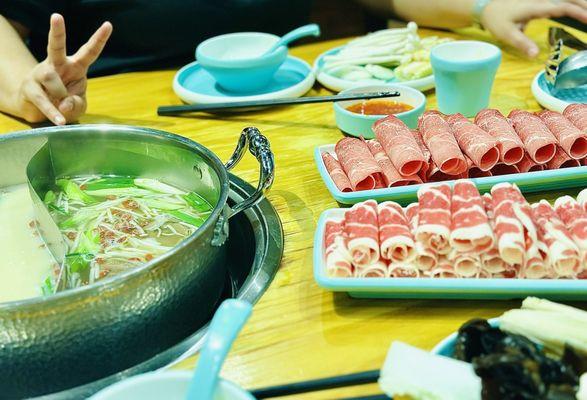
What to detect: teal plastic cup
<box><xmin>430</xmin><ymin>41</ymin><xmax>501</xmax><ymax>117</ymax></box>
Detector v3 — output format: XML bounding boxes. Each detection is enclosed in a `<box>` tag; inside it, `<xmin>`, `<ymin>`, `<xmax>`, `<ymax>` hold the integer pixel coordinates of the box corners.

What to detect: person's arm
<box><xmin>357</xmin><ymin>0</ymin><xmax>587</xmax><ymax>57</ymax></box>
<box><xmin>359</xmin><ymin>0</ymin><xmax>475</xmax><ymax>29</ymax></box>
<box><xmin>0</xmin><ymin>13</ymin><xmax>112</xmax><ymax>125</ymax></box>
<box><xmin>0</xmin><ymin>15</ymin><xmax>38</xmax><ymax>120</ymax></box>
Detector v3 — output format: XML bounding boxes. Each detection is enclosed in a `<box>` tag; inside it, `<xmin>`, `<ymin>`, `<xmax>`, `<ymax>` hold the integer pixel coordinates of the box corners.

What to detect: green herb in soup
<box><xmin>44</xmin><ymin>176</ymin><xmax>213</xmax><ymax>291</ymax></box>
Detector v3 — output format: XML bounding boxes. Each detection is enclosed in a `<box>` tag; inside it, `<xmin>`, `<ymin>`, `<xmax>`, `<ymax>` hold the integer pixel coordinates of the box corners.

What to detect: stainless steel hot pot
<box><xmin>0</xmin><ymin>125</ymin><xmax>274</xmax><ymax>398</ymax></box>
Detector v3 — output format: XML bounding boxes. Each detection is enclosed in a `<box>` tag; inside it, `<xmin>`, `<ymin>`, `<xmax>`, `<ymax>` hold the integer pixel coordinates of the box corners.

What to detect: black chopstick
<box><xmin>250</xmin><ymin>369</ymin><xmax>380</xmax><ymax>398</ymax></box>
<box><xmin>157</xmin><ymin>91</ymin><xmax>399</xmax><ymax>115</ymax></box>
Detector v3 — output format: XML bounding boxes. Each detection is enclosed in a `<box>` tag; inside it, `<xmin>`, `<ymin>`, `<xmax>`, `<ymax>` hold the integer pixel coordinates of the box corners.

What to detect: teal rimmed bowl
<box><xmin>196</xmin><ymin>32</ymin><xmax>288</xmax><ymax>93</ymax></box>
<box><xmin>333</xmin><ymin>84</ymin><xmax>426</xmax><ymax>139</ymax></box>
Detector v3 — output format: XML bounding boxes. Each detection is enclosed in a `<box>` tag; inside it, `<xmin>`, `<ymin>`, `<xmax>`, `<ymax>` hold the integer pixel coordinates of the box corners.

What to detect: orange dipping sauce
<box><xmin>346</xmin><ymin>99</ymin><xmax>413</xmax><ymax>115</ymax></box>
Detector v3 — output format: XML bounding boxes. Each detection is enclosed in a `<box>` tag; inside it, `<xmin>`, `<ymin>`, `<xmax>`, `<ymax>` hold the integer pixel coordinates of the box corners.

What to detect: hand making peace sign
<box><xmin>16</xmin><ymin>14</ymin><xmax>112</xmax><ymax>125</ymax></box>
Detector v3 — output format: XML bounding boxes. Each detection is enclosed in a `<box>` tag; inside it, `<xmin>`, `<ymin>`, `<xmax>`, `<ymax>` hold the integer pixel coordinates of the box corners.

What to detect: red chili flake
<box><xmin>95</xmin><ymin>257</ymin><xmax>105</xmax><ymax>265</ymax></box>
<box><xmin>66</xmin><ymin>232</ymin><xmax>77</xmax><ymax>240</ymax></box>
<box><xmin>28</xmin><ymin>220</ymin><xmax>35</xmax><ymax>228</ymax></box>
<box><xmin>80</xmin><ymin>184</ymin><xmax>87</xmax><ymax>190</ymax></box>
<box><xmin>98</xmin><ymin>227</ymin><xmax>116</xmax><ymax>243</ymax></box>
<box><xmin>122</xmin><ymin>199</ymin><xmax>139</xmax><ymax>209</ymax></box>
<box><xmin>99</xmin><ymin>269</ymin><xmax>110</xmax><ymax>279</ymax></box>
<box><xmin>128</xmin><ymin>257</ymin><xmax>142</xmax><ymax>262</ymax></box>
<box><xmin>145</xmin><ymin>254</ymin><xmax>154</xmax><ymax>261</ymax></box>
<box><xmin>106</xmin><ymin>195</ymin><xmax>117</xmax><ymax>200</ymax></box>
<box><xmin>117</xmin><ymin>236</ymin><xmax>128</xmax><ymax>243</ymax></box>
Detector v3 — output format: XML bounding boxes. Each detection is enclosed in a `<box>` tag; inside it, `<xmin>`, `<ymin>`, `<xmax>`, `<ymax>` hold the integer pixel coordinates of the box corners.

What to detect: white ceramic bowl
<box><xmin>89</xmin><ymin>371</ymin><xmax>254</xmax><ymax>400</ymax></box>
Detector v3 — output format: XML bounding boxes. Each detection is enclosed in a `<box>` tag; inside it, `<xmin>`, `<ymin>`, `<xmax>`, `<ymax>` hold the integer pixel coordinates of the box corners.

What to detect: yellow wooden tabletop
<box><xmin>1</xmin><ymin>19</ymin><xmax>585</xmax><ymax>399</ymax></box>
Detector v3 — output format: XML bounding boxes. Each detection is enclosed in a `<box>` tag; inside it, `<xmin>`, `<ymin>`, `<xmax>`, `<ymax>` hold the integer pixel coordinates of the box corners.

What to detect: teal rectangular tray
<box><xmin>315</xmin><ymin>144</ymin><xmax>587</xmax><ymax>206</ymax></box>
<box><xmin>314</xmin><ymin>209</ymin><xmax>587</xmax><ymax>300</ymax></box>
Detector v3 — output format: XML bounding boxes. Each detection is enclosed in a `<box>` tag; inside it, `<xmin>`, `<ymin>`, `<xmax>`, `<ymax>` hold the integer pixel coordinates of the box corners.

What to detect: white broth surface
<box><xmin>0</xmin><ymin>184</ymin><xmax>55</xmax><ymax>303</ymax></box>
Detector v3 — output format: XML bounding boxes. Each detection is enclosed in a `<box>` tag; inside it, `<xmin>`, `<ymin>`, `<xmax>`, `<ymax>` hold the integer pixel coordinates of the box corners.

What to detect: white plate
<box><xmin>313</xmin><ymin>46</ymin><xmax>436</xmax><ymax>93</ymax></box>
<box><xmin>173</xmin><ymin>56</ymin><xmax>315</xmax><ymax>105</ymax></box>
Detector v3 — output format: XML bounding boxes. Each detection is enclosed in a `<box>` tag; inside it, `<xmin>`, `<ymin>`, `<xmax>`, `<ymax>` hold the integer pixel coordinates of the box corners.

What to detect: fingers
<box><xmin>47</xmin><ymin>13</ymin><xmax>67</xmax><ymax>66</ymax></box>
<box><xmin>23</xmin><ymin>81</ymin><xmax>66</xmax><ymax>125</ymax></box>
<box><xmin>517</xmin><ymin>1</ymin><xmax>587</xmax><ymax>23</ymax></box>
<box><xmin>58</xmin><ymin>95</ymin><xmax>86</xmax><ymax>122</ymax></box>
<box><xmin>565</xmin><ymin>0</ymin><xmax>587</xmax><ymax>8</ymax></box>
<box><xmin>73</xmin><ymin>21</ymin><xmax>113</xmax><ymax>68</ymax></box>
<box><xmin>34</xmin><ymin>67</ymin><xmax>68</xmax><ymax>100</ymax></box>
<box><xmin>490</xmin><ymin>19</ymin><xmax>540</xmax><ymax>57</ymax></box>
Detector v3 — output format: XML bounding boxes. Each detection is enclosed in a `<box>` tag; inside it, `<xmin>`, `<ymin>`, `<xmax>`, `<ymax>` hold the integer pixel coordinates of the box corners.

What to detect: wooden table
<box><xmin>1</xmin><ymin>19</ymin><xmax>585</xmax><ymax>399</ymax></box>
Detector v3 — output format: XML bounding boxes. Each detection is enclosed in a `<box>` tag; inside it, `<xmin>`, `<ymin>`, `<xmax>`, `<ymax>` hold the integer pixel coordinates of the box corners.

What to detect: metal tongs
<box><xmin>545</xmin><ymin>27</ymin><xmax>587</xmax><ymax>89</ymax></box>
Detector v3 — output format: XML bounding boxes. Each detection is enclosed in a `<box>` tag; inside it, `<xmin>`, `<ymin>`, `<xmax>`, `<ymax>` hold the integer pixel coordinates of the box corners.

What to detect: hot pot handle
<box><xmin>225</xmin><ymin>126</ymin><xmax>275</xmax><ymax>218</ymax></box>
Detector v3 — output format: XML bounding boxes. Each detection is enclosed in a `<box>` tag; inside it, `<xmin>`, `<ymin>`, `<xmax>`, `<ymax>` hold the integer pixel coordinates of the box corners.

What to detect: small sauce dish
<box><xmin>333</xmin><ymin>84</ymin><xmax>426</xmax><ymax>138</ymax></box>
<box><xmin>196</xmin><ymin>32</ymin><xmax>288</xmax><ymax>93</ymax></box>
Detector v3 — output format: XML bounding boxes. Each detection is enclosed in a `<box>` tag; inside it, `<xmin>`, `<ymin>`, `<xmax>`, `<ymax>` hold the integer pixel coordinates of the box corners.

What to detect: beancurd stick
<box><xmin>500</xmin><ymin>309</ymin><xmax>587</xmax><ymax>356</ymax></box>
<box><xmin>523</xmin><ymin>297</ymin><xmax>587</xmax><ymax>322</ymax></box>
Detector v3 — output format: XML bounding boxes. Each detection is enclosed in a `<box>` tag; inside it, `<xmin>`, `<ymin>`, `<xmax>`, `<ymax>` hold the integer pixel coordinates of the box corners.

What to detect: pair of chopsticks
<box><xmin>157</xmin><ymin>91</ymin><xmax>399</xmax><ymax>116</ymax></box>
<box><xmin>250</xmin><ymin>369</ymin><xmax>387</xmax><ymax>399</ymax></box>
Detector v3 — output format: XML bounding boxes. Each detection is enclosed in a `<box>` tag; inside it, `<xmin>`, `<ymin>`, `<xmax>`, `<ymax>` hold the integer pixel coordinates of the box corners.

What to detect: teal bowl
<box><xmin>333</xmin><ymin>84</ymin><xmax>426</xmax><ymax>139</ymax></box>
<box><xmin>196</xmin><ymin>32</ymin><xmax>288</xmax><ymax>93</ymax></box>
